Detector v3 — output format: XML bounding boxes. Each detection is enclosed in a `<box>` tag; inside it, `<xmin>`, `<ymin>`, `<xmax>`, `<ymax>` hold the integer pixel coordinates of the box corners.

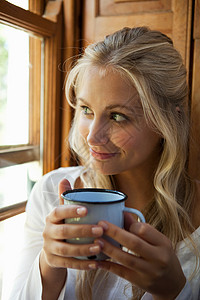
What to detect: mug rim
<box><xmin>61</xmin><ymin>188</ymin><xmax>127</xmax><ymax>204</ymax></box>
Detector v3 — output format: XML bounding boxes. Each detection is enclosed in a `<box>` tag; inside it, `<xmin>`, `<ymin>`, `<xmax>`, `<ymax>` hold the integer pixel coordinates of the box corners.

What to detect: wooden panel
<box><xmin>101</xmin><ymin>0</ymin><xmax>171</xmax><ymax>15</ymax></box>
<box><xmin>189</xmin><ymin>23</ymin><xmax>200</xmax><ymax>179</ymax></box>
<box><xmin>194</xmin><ymin>0</ymin><xmax>200</xmax><ymax>39</ymax></box>
<box><xmin>115</xmin><ymin>0</ymin><xmax>151</xmax><ymax>3</ymax></box>
<box><xmin>94</xmin><ymin>13</ymin><xmax>173</xmax><ymax>43</ymax></box>
<box><xmin>172</xmin><ymin>0</ymin><xmax>192</xmax><ymax>69</ymax></box>
<box><xmin>189</xmin><ymin>41</ymin><xmax>200</xmax><ymax>179</ymax></box>
<box><xmin>83</xmin><ymin>0</ymin><xmax>191</xmax><ymax>67</ymax></box>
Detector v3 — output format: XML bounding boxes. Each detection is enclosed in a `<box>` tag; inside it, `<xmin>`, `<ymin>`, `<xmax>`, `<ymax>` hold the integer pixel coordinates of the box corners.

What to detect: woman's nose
<box><xmin>87</xmin><ymin>119</ymin><xmax>109</xmax><ymax>146</ymax></box>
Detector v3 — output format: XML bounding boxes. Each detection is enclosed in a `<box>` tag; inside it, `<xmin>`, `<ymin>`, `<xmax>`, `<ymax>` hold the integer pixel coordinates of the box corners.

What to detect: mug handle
<box><xmin>123</xmin><ymin>207</ymin><xmax>145</xmax><ymax>223</ymax></box>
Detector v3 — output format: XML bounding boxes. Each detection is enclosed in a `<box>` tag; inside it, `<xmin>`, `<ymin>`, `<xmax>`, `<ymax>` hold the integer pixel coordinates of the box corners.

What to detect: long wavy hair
<box><xmin>65</xmin><ymin>27</ymin><xmax>199</xmax><ymax>299</ymax></box>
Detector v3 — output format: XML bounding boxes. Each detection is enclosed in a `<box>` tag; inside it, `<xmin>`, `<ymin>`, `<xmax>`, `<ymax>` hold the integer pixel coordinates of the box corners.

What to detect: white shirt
<box><xmin>7</xmin><ymin>167</ymin><xmax>200</xmax><ymax>300</ymax></box>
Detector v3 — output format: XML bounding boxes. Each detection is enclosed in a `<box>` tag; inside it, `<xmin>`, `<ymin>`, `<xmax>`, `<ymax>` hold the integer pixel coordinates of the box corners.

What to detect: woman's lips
<box><xmin>89</xmin><ymin>148</ymin><xmax>118</xmax><ymax>160</ymax></box>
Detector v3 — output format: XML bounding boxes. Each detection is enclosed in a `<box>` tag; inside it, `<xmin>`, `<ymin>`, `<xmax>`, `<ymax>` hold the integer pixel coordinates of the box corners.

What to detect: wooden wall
<box><xmin>189</xmin><ymin>0</ymin><xmax>200</xmax><ymax>180</ymax></box>
<box><xmin>82</xmin><ymin>0</ymin><xmax>192</xmax><ymax>72</ymax></box>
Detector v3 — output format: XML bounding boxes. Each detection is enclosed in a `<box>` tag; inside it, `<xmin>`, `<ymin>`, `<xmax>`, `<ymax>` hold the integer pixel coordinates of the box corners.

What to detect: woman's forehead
<box><xmin>76</xmin><ymin>65</ymin><xmax>141</xmax><ymax>103</ymax></box>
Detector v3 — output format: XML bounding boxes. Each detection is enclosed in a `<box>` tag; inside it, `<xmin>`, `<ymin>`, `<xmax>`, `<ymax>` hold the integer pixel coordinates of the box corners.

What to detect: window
<box><xmin>0</xmin><ymin>0</ymin><xmax>63</xmax><ymax>297</ymax></box>
<box><xmin>0</xmin><ymin>23</ymin><xmax>42</xmax><ymax>210</ymax></box>
<box><xmin>5</xmin><ymin>0</ymin><xmax>28</xmax><ymax>10</ymax></box>
<box><xmin>0</xmin><ymin>0</ymin><xmax>63</xmax><ymax>214</ymax></box>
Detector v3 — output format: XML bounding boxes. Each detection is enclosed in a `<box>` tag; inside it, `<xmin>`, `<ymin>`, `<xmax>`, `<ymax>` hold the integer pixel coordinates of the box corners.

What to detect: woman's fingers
<box><xmin>46</xmin><ymin>222</ymin><xmax>104</xmax><ymax>240</ymax></box>
<box><xmin>47</xmin><ymin>204</ymin><xmax>87</xmax><ymax>224</ymax></box>
<box><xmin>98</xmin><ymin>221</ymin><xmax>156</xmax><ymax>259</ymax></box>
<box><xmin>93</xmin><ymin>222</ymin><xmax>186</xmax><ymax>299</ymax></box>
<box><xmin>42</xmin><ymin>179</ymin><xmax>106</xmax><ymax>272</ymax></box>
<box><xmin>124</xmin><ymin>211</ymin><xmax>137</xmax><ymax>231</ymax></box>
<box><xmin>44</xmin><ymin>251</ymin><xmax>99</xmax><ymax>270</ymax></box>
<box><xmin>98</xmin><ymin>220</ymin><xmax>171</xmax><ymax>249</ymax></box>
<box><xmin>129</xmin><ymin>221</ymin><xmax>168</xmax><ymax>245</ymax></box>
<box><xmin>95</xmin><ymin>237</ymin><xmax>147</xmax><ymax>272</ymax></box>
<box><xmin>58</xmin><ymin>179</ymin><xmax>72</xmax><ymax>205</ymax></box>
<box><xmin>45</xmin><ymin>240</ymin><xmax>101</xmax><ymax>259</ymax></box>
<box><xmin>97</xmin><ymin>259</ymin><xmax>139</xmax><ymax>283</ymax></box>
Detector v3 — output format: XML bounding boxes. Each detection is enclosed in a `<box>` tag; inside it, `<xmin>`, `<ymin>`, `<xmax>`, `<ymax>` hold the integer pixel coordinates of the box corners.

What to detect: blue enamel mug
<box><xmin>61</xmin><ymin>188</ymin><xmax>145</xmax><ymax>260</ymax></box>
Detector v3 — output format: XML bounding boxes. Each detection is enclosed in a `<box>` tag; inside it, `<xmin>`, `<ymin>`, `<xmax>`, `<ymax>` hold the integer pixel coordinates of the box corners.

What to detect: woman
<box><xmin>9</xmin><ymin>27</ymin><xmax>200</xmax><ymax>300</ymax></box>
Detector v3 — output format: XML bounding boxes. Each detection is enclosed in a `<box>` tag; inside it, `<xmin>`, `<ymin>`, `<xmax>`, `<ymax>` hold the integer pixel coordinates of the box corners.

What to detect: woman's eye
<box><xmin>111</xmin><ymin>113</ymin><xmax>127</xmax><ymax>122</ymax></box>
<box><xmin>81</xmin><ymin>106</ymin><xmax>93</xmax><ymax>115</ymax></box>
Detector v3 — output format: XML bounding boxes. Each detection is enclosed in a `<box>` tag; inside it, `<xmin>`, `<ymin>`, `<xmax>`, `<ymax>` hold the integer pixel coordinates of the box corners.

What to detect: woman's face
<box><xmin>76</xmin><ymin>67</ymin><xmax>161</xmax><ymax>176</ymax></box>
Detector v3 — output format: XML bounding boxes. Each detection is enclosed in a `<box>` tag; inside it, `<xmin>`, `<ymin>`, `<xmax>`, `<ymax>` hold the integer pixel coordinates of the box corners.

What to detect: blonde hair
<box><xmin>65</xmin><ymin>27</ymin><xmax>199</xmax><ymax>299</ymax></box>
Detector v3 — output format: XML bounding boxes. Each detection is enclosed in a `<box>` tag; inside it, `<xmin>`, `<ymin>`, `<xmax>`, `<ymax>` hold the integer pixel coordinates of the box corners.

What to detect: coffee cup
<box><xmin>61</xmin><ymin>188</ymin><xmax>145</xmax><ymax>260</ymax></box>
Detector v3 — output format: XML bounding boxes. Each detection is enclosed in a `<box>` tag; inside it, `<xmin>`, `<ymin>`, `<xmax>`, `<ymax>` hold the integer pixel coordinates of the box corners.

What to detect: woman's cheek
<box><xmin>111</xmin><ymin>127</ymin><xmax>135</xmax><ymax>149</ymax></box>
<box><xmin>78</xmin><ymin>118</ymin><xmax>90</xmax><ymax>139</ymax></box>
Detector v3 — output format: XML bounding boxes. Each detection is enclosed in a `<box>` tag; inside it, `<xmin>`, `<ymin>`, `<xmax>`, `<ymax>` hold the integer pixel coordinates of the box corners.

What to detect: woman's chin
<box><xmin>88</xmin><ymin>160</ymin><xmax>119</xmax><ymax>176</ymax></box>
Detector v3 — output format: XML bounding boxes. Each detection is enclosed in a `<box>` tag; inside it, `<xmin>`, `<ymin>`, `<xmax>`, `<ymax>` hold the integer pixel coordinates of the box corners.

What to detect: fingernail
<box><xmin>99</xmin><ymin>221</ymin><xmax>108</xmax><ymax>231</ymax></box>
<box><xmin>92</xmin><ymin>227</ymin><xmax>103</xmax><ymax>236</ymax></box>
<box><xmin>88</xmin><ymin>263</ymin><xmax>97</xmax><ymax>269</ymax></box>
<box><xmin>77</xmin><ymin>207</ymin><xmax>86</xmax><ymax>215</ymax></box>
<box><xmin>89</xmin><ymin>245</ymin><xmax>100</xmax><ymax>254</ymax></box>
<box><xmin>95</xmin><ymin>239</ymin><xmax>104</xmax><ymax>248</ymax></box>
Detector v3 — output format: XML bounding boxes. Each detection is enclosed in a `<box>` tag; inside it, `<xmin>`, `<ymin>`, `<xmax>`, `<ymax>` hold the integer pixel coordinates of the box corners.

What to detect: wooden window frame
<box><xmin>0</xmin><ymin>0</ymin><xmax>63</xmax><ymax>220</ymax></box>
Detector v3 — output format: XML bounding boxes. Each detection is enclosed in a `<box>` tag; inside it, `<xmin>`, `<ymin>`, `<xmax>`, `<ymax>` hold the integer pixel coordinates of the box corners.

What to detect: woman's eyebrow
<box><xmin>106</xmin><ymin>103</ymin><xmax>142</xmax><ymax>112</ymax></box>
<box><xmin>77</xmin><ymin>98</ymin><xmax>90</xmax><ymax>106</ymax></box>
<box><xmin>77</xmin><ymin>97</ymin><xmax>142</xmax><ymax>113</ymax></box>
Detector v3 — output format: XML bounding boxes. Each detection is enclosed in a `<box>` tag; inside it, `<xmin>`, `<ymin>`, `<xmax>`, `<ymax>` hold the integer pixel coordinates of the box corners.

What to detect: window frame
<box><xmin>0</xmin><ymin>0</ymin><xmax>63</xmax><ymax>220</ymax></box>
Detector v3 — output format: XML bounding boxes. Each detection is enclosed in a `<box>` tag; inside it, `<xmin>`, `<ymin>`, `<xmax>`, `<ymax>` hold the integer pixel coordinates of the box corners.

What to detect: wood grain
<box><xmin>60</xmin><ymin>0</ymin><xmax>82</xmax><ymax>167</ymax></box>
<box><xmin>0</xmin><ymin>145</ymin><xmax>40</xmax><ymax>168</ymax></box>
<box><xmin>0</xmin><ymin>0</ymin><xmax>56</xmax><ymax>36</ymax></box>
<box><xmin>0</xmin><ymin>201</ymin><xmax>27</xmax><ymax>221</ymax></box>
<box><xmin>100</xmin><ymin>0</ymin><xmax>171</xmax><ymax>16</ymax></box>
<box><xmin>189</xmin><ymin>39</ymin><xmax>200</xmax><ymax>180</ymax></box>
<box><xmin>194</xmin><ymin>0</ymin><xmax>200</xmax><ymax>39</ymax></box>
<box><xmin>42</xmin><ymin>0</ymin><xmax>63</xmax><ymax>174</ymax></box>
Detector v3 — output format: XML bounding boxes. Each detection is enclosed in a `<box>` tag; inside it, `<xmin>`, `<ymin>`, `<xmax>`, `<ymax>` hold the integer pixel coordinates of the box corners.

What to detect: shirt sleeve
<box><xmin>6</xmin><ymin>167</ymin><xmax>83</xmax><ymax>300</ymax></box>
<box><xmin>174</xmin><ymin>281</ymin><xmax>193</xmax><ymax>300</ymax></box>
<box><xmin>7</xmin><ymin>176</ymin><xmax>46</xmax><ymax>300</ymax></box>
<box><xmin>7</xmin><ymin>169</ymin><xmax>68</xmax><ymax>300</ymax></box>
<box><xmin>8</xmin><ymin>253</ymin><xmax>43</xmax><ymax>300</ymax></box>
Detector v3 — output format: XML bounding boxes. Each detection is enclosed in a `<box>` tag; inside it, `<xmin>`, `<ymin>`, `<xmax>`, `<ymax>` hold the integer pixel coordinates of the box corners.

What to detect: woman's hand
<box><xmin>95</xmin><ymin>217</ymin><xmax>186</xmax><ymax>300</ymax></box>
<box><xmin>40</xmin><ymin>179</ymin><xmax>103</xmax><ymax>299</ymax></box>
<box><xmin>41</xmin><ymin>178</ymin><xmax>104</xmax><ymax>271</ymax></box>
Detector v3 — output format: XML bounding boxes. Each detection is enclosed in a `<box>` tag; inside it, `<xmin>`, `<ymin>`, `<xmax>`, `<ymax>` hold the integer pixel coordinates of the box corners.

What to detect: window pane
<box><xmin>5</xmin><ymin>0</ymin><xmax>28</xmax><ymax>10</ymax></box>
<box><xmin>0</xmin><ymin>24</ymin><xmax>30</xmax><ymax>145</ymax></box>
<box><xmin>0</xmin><ymin>213</ymin><xmax>26</xmax><ymax>299</ymax></box>
<box><xmin>0</xmin><ymin>161</ymin><xmax>42</xmax><ymax>208</ymax></box>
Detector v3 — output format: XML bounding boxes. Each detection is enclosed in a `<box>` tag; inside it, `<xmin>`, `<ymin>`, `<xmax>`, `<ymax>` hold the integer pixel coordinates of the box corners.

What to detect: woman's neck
<box><xmin>114</xmin><ymin>170</ymin><xmax>155</xmax><ymax>211</ymax></box>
